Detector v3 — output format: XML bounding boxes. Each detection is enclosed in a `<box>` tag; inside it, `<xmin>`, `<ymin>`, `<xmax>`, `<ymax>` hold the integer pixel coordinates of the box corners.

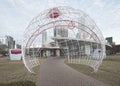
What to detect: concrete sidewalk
<box><xmin>38</xmin><ymin>57</ymin><xmax>110</xmax><ymax>86</ymax></box>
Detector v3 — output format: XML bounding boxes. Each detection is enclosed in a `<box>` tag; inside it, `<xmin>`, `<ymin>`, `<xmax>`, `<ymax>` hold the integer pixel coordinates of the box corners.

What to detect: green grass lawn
<box><xmin>0</xmin><ymin>81</ymin><xmax>36</xmax><ymax>86</ymax></box>
<box><xmin>0</xmin><ymin>55</ymin><xmax>120</xmax><ymax>86</ymax></box>
<box><xmin>0</xmin><ymin>57</ymin><xmax>45</xmax><ymax>86</ymax></box>
<box><xmin>67</xmin><ymin>55</ymin><xmax>120</xmax><ymax>86</ymax></box>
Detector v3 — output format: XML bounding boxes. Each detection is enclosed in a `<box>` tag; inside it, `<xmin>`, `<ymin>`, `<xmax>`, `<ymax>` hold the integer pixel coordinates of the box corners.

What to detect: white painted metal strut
<box><xmin>23</xmin><ymin>6</ymin><xmax>106</xmax><ymax>73</ymax></box>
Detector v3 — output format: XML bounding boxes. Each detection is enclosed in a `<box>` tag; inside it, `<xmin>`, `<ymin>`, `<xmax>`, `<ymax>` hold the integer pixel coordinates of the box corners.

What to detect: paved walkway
<box><xmin>38</xmin><ymin>57</ymin><xmax>110</xmax><ymax>86</ymax></box>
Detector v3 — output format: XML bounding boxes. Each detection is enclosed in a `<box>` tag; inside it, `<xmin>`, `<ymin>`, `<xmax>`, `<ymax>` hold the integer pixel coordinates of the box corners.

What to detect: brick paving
<box><xmin>38</xmin><ymin>57</ymin><xmax>110</xmax><ymax>86</ymax></box>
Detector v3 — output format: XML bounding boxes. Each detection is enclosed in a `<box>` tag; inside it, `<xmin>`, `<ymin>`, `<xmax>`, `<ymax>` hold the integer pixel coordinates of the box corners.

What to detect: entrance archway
<box><xmin>23</xmin><ymin>6</ymin><xmax>106</xmax><ymax>73</ymax></box>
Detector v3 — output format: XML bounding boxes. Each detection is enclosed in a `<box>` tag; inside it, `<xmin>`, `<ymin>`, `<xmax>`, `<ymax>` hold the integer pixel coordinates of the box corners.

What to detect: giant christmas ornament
<box><xmin>23</xmin><ymin>6</ymin><xmax>106</xmax><ymax>73</ymax></box>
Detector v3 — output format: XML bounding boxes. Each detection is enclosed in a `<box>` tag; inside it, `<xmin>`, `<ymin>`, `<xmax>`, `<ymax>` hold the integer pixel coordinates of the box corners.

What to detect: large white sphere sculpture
<box><xmin>23</xmin><ymin>6</ymin><xmax>106</xmax><ymax>73</ymax></box>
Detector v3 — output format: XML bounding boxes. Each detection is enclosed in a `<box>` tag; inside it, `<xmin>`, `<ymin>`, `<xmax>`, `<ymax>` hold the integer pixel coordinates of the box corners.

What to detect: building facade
<box><xmin>105</xmin><ymin>37</ymin><xmax>120</xmax><ymax>55</ymax></box>
<box><xmin>36</xmin><ymin>25</ymin><xmax>69</xmax><ymax>57</ymax></box>
<box><xmin>42</xmin><ymin>31</ymin><xmax>47</xmax><ymax>47</ymax></box>
<box><xmin>0</xmin><ymin>35</ymin><xmax>15</xmax><ymax>49</ymax></box>
<box><xmin>54</xmin><ymin>25</ymin><xmax>68</xmax><ymax>37</ymax></box>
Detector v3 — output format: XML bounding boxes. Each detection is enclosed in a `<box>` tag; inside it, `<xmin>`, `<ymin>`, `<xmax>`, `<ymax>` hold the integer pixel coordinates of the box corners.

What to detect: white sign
<box><xmin>9</xmin><ymin>49</ymin><xmax>22</xmax><ymax>60</ymax></box>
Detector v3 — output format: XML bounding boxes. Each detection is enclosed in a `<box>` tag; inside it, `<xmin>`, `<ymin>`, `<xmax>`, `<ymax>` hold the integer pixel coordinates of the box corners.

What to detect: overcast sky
<box><xmin>0</xmin><ymin>0</ymin><xmax>120</xmax><ymax>45</ymax></box>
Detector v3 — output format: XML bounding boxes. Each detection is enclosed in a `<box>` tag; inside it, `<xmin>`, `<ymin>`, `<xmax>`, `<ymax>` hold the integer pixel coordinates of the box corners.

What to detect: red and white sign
<box><xmin>9</xmin><ymin>49</ymin><xmax>22</xmax><ymax>60</ymax></box>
